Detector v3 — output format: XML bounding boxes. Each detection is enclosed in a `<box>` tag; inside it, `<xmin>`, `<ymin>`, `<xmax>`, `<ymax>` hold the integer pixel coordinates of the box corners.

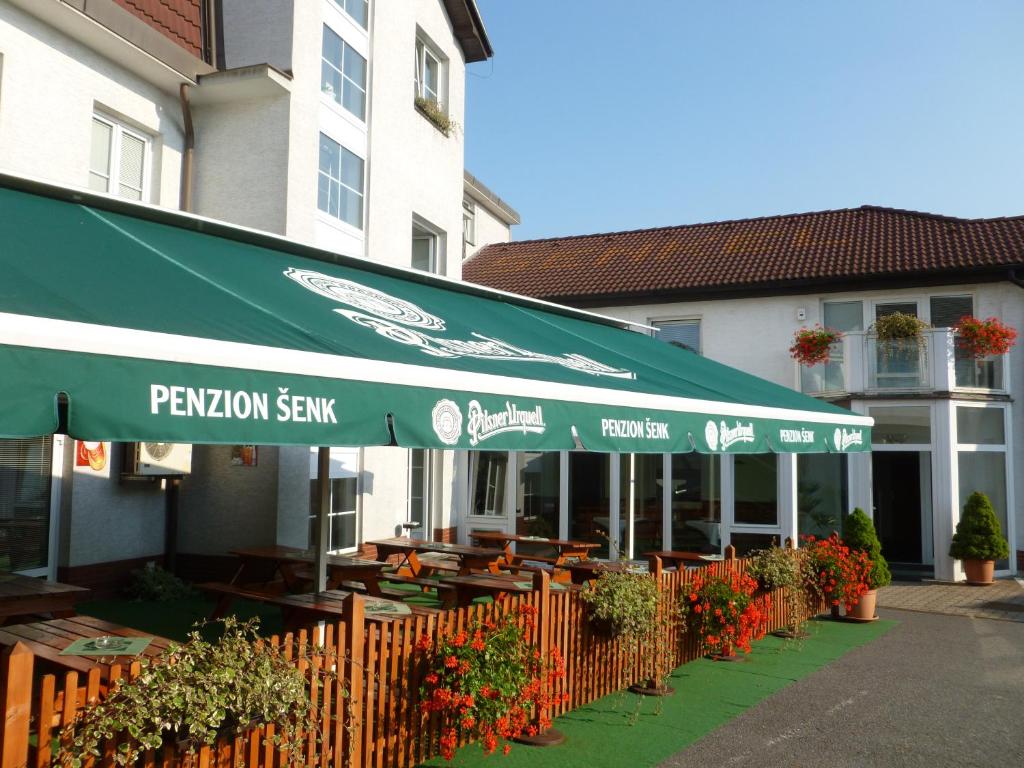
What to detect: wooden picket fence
<box><xmin>1</xmin><ymin>556</ymin><xmax>816</xmax><ymax>768</ymax></box>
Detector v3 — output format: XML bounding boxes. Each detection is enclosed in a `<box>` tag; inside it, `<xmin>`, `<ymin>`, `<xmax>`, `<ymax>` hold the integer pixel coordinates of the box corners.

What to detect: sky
<box><xmin>464</xmin><ymin>1</ymin><xmax>1024</xmax><ymax>241</ymax></box>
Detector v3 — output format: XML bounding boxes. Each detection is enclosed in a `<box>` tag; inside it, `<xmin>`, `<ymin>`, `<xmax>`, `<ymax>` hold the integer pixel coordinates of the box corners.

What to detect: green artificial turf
<box><xmin>79</xmin><ymin>596</ymin><xmax>284</xmax><ymax>642</ymax></box>
<box><xmin>420</xmin><ymin>617</ymin><xmax>895</xmax><ymax>768</ymax></box>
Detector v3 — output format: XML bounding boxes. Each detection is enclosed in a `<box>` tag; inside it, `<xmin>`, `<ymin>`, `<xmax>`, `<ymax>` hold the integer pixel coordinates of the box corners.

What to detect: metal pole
<box><xmin>314</xmin><ymin>446</ymin><xmax>331</xmax><ymax>593</ymax></box>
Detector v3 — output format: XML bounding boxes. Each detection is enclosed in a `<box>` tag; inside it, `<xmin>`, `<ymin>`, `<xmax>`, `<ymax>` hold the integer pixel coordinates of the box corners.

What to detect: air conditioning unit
<box><xmin>128</xmin><ymin>442</ymin><xmax>193</xmax><ymax>476</ymax></box>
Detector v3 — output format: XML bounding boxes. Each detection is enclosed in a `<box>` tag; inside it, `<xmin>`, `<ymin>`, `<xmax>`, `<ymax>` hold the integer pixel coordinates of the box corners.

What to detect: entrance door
<box><xmin>872</xmin><ymin>451</ymin><xmax>933</xmax><ymax>573</ymax></box>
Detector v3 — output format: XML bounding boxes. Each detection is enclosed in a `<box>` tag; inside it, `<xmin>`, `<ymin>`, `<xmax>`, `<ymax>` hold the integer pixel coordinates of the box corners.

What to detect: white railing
<box><xmin>798</xmin><ymin>329</ymin><xmax>1008</xmax><ymax>397</ymax></box>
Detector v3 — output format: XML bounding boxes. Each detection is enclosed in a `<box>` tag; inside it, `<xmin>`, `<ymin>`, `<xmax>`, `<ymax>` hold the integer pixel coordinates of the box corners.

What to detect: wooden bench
<box><xmin>197</xmin><ymin>581</ymin><xmax>279</xmax><ymax>619</ymax></box>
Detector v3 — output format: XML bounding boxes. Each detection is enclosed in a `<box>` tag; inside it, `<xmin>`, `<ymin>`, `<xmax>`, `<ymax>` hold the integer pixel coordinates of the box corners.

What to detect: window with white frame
<box><xmin>89</xmin><ymin>114</ymin><xmax>148</xmax><ymax>201</ymax></box>
<box><xmin>408</xmin><ymin>449</ymin><xmax>430</xmax><ymax>535</ymax></box>
<box><xmin>317</xmin><ymin>134</ymin><xmax>364</xmax><ymax>228</ymax></box>
<box><xmin>412</xmin><ymin>219</ymin><xmax>444</xmax><ymax>274</ymax></box>
<box><xmin>462</xmin><ymin>198</ymin><xmax>476</xmax><ymax>247</ymax></box>
<box><xmin>332</xmin><ymin>0</ymin><xmax>368</xmax><ymax>29</ymax></box>
<box><xmin>414</xmin><ymin>36</ymin><xmax>444</xmax><ymax>107</ymax></box>
<box><xmin>321</xmin><ymin>25</ymin><xmax>367</xmax><ymax>119</ymax></box>
<box><xmin>652</xmin><ymin>319</ymin><xmax>700</xmax><ymax>353</ymax></box>
<box><xmin>955</xmin><ymin>404</ymin><xmax>1010</xmax><ymax>570</ymax></box>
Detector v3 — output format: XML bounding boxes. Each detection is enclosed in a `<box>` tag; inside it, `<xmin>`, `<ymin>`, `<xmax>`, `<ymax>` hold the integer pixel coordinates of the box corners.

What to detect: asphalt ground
<box><xmin>659</xmin><ymin>609</ymin><xmax>1024</xmax><ymax>768</ymax></box>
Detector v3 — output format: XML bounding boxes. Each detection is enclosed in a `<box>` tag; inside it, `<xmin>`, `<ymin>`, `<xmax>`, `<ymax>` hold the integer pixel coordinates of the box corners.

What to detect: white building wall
<box><xmin>0</xmin><ymin>3</ymin><xmax>185</xmax><ymax>206</ymax></box>
<box><xmin>469</xmin><ymin>203</ymin><xmax>513</xmax><ymax>256</ymax></box>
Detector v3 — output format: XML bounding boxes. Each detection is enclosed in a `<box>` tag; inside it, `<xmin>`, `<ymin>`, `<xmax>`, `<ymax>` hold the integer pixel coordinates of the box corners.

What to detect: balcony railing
<box><xmin>798</xmin><ymin>329</ymin><xmax>1008</xmax><ymax>397</ymax></box>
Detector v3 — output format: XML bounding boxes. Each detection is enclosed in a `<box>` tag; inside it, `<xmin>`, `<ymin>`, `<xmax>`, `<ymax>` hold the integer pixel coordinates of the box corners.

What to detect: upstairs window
<box><xmin>412</xmin><ymin>219</ymin><xmax>444</xmax><ymax>274</ymax></box>
<box><xmin>317</xmin><ymin>134</ymin><xmax>364</xmax><ymax>229</ymax></box>
<box><xmin>89</xmin><ymin>114</ymin><xmax>148</xmax><ymax>201</ymax></box>
<box><xmin>333</xmin><ymin>0</ymin><xmax>368</xmax><ymax>29</ymax></box>
<box><xmin>929</xmin><ymin>295</ymin><xmax>973</xmax><ymax>328</ymax></box>
<box><xmin>462</xmin><ymin>198</ymin><xmax>475</xmax><ymax>246</ymax></box>
<box><xmin>414</xmin><ymin>37</ymin><xmax>443</xmax><ymax>107</ymax></box>
<box><xmin>653</xmin><ymin>319</ymin><xmax>701</xmax><ymax>353</ymax></box>
<box><xmin>322</xmin><ymin>25</ymin><xmax>367</xmax><ymax>120</ymax></box>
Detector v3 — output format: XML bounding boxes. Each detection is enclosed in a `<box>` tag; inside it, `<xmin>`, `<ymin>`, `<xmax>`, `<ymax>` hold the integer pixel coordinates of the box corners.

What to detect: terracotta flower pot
<box><xmin>963</xmin><ymin>559</ymin><xmax>995</xmax><ymax>585</ymax></box>
<box><xmin>844</xmin><ymin>589</ymin><xmax>877</xmax><ymax>621</ymax></box>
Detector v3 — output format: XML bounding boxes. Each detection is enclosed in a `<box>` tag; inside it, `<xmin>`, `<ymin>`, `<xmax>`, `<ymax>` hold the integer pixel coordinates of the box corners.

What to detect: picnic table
<box><xmin>565</xmin><ymin>560</ymin><xmax>648</xmax><ymax>585</ymax></box>
<box><xmin>0</xmin><ymin>572</ymin><xmax>90</xmax><ymax>625</ymax></box>
<box><xmin>228</xmin><ymin>545</ymin><xmax>387</xmax><ymax>596</ymax></box>
<box><xmin>368</xmin><ymin>537</ymin><xmax>506</xmax><ymax>577</ymax></box>
<box><xmin>645</xmin><ymin>551</ymin><xmax>724</xmax><ymax>571</ymax></box>
<box><xmin>0</xmin><ymin>614</ymin><xmax>172</xmax><ymax>681</ymax></box>
<box><xmin>469</xmin><ymin>531</ymin><xmax>601</xmax><ymax>567</ymax></box>
<box><xmin>439</xmin><ymin>573</ymin><xmax>575</xmax><ymax>609</ymax></box>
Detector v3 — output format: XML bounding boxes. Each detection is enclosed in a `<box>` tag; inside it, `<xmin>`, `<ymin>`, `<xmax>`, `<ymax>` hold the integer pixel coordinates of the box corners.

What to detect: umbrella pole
<box><xmin>313</xmin><ymin>446</ymin><xmax>331</xmax><ymax>593</ymax></box>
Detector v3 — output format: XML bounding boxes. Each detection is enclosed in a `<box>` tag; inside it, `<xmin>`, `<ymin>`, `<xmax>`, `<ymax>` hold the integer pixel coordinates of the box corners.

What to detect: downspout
<box><xmin>179</xmin><ymin>83</ymin><xmax>195</xmax><ymax>212</ymax></box>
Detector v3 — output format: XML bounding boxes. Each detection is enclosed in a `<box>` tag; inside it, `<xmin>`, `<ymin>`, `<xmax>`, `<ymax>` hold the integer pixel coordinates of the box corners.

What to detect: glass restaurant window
<box><xmin>515</xmin><ymin>452</ymin><xmax>560</xmax><ymax>560</ymax></box>
<box><xmin>569</xmin><ymin>453</ymin><xmax>611</xmax><ymax>558</ymax></box>
<box><xmin>797</xmin><ymin>453</ymin><xmax>848</xmax><ymax>540</ymax></box>
<box><xmin>669</xmin><ymin>453</ymin><xmax>720</xmax><ymax>554</ymax></box>
<box><xmin>733</xmin><ymin>453</ymin><xmax>778</xmax><ymax>526</ymax></box>
<box><xmin>470</xmin><ymin>452</ymin><xmax>507</xmax><ymax>517</ymax></box>
<box><xmin>0</xmin><ymin>438</ymin><xmax>52</xmax><ymax>572</ymax></box>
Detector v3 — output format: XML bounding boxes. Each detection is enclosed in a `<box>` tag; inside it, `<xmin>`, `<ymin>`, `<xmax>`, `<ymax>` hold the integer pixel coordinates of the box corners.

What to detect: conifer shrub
<box><xmin>843</xmin><ymin>508</ymin><xmax>891</xmax><ymax>589</ymax></box>
<box><xmin>949</xmin><ymin>491</ymin><xmax>1010</xmax><ymax>562</ymax></box>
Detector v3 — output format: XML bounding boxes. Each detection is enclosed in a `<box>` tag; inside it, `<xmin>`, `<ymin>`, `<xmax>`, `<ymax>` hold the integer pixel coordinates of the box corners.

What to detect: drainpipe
<box><xmin>179</xmin><ymin>83</ymin><xmax>195</xmax><ymax>212</ymax></box>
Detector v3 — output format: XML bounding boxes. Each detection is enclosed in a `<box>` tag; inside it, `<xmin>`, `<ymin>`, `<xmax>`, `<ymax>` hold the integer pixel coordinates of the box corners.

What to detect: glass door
<box><xmin>308</xmin><ymin>447</ymin><xmax>359</xmax><ymax>553</ymax></box>
<box><xmin>467</xmin><ymin>451</ymin><xmax>514</xmax><ymax>536</ymax></box>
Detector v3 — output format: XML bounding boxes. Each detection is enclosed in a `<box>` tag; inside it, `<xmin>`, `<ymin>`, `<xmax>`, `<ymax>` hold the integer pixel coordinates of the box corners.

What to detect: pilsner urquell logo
<box><xmin>706</xmin><ymin>419</ymin><xmax>755</xmax><ymax>450</ymax></box>
<box><xmin>466</xmin><ymin>400</ymin><xmax>546</xmax><ymax>446</ymax></box>
<box><xmin>833</xmin><ymin>427</ymin><xmax>863</xmax><ymax>451</ymax></box>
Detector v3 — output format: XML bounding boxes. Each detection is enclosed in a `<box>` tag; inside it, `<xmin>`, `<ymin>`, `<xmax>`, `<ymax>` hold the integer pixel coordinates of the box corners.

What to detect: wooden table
<box><xmin>469</xmin><ymin>531</ymin><xmax>601</xmax><ymax>567</ymax></box>
<box><xmin>0</xmin><ymin>572</ymin><xmax>90</xmax><ymax>625</ymax></box>
<box><xmin>0</xmin><ymin>614</ymin><xmax>172</xmax><ymax>680</ymax></box>
<box><xmin>228</xmin><ymin>545</ymin><xmax>387</xmax><ymax>596</ymax></box>
<box><xmin>368</xmin><ymin>537</ymin><xmax>506</xmax><ymax>577</ymax></box>
<box><xmin>645</xmin><ymin>551</ymin><xmax>723</xmax><ymax>572</ymax></box>
<box><xmin>271</xmin><ymin>590</ymin><xmax>438</xmax><ymax>630</ymax></box>
<box><xmin>438</xmin><ymin>573</ymin><xmax>575</xmax><ymax>609</ymax></box>
<box><xmin>565</xmin><ymin>560</ymin><xmax>648</xmax><ymax>585</ymax></box>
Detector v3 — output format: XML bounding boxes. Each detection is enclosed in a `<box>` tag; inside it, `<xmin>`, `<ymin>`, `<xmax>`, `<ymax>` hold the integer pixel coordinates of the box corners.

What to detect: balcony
<box><xmin>799</xmin><ymin>329</ymin><xmax>1008</xmax><ymax>398</ymax></box>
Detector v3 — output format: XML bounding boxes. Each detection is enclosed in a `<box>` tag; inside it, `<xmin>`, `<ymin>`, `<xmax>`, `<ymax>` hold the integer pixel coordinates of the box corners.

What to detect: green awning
<box><xmin>0</xmin><ymin>175</ymin><xmax>871</xmax><ymax>453</ymax></box>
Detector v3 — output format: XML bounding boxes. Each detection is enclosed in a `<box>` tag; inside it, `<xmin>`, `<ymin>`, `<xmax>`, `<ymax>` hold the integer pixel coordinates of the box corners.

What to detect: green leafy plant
<box><xmin>124</xmin><ymin>562</ymin><xmax>195</xmax><ymax>601</ymax></box>
<box><xmin>414</xmin><ymin>96</ymin><xmax>457</xmax><ymax>136</ymax></box>
<box><xmin>843</xmin><ymin>508</ymin><xmax>891</xmax><ymax>589</ymax></box>
<box><xmin>580</xmin><ymin>571</ymin><xmax>659</xmax><ymax>639</ymax></box>
<box><xmin>680</xmin><ymin>570</ymin><xmax>767</xmax><ymax>657</ymax></box>
<box><xmin>871</xmin><ymin>312</ymin><xmax>929</xmax><ymax>359</ymax></box>
<box><xmin>60</xmin><ymin>618</ymin><xmax>315</xmax><ymax>766</ymax></box>
<box><xmin>746</xmin><ymin>546</ymin><xmax>807</xmax><ymax>633</ymax></box>
<box><xmin>949</xmin><ymin>491</ymin><xmax>1010</xmax><ymax>562</ymax></box>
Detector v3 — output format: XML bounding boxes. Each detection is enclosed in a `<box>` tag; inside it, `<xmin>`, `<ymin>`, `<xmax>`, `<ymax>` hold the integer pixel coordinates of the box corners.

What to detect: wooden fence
<box><xmin>1</xmin><ymin>556</ymin><xmax>813</xmax><ymax>768</ymax></box>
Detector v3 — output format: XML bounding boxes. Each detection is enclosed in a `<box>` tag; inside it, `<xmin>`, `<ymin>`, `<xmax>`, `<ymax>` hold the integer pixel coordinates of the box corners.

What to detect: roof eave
<box><xmin>443</xmin><ymin>0</ymin><xmax>493</xmax><ymax>62</ymax></box>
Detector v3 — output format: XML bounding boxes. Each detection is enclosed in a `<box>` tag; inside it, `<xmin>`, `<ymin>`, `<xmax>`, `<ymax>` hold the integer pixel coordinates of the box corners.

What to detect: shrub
<box><xmin>949</xmin><ymin>491</ymin><xmax>1010</xmax><ymax>562</ymax></box>
<box><xmin>417</xmin><ymin>606</ymin><xmax>566</xmax><ymax>759</ymax></box>
<box><xmin>843</xmin><ymin>509</ymin><xmax>892</xmax><ymax>589</ymax></box>
<box><xmin>580</xmin><ymin>571</ymin><xmax>659</xmax><ymax>639</ymax></box>
<box><xmin>60</xmin><ymin>618</ymin><xmax>313</xmax><ymax>765</ymax></box>
<box><xmin>124</xmin><ymin>562</ymin><xmax>195</xmax><ymax>601</ymax></box>
<box><xmin>681</xmin><ymin>570</ymin><xmax>767</xmax><ymax>657</ymax></box>
<box><xmin>746</xmin><ymin>546</ymin><xmax>806</xmax><ymax>633</ymax></box>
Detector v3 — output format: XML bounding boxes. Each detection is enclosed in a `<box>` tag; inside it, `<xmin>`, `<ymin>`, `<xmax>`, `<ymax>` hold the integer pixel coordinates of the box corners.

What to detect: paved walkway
<box><xmin>661</xmin><ymin>608</ymin><xmax>1024</xmax><ymax>767</ymax></box>
<box><xmin>877</xmin><ymin>578</ymin><xmax>1024</xmax><ymax>622</ymax></box>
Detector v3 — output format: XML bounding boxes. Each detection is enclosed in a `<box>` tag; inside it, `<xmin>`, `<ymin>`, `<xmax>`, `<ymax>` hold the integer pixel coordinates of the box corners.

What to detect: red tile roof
<box><xmin>464</xmin><ymin>206</ymin><xmax>1024</xmax><ymax>304</ymax></box>
<box><xmin>114</xmin><ymin>0</ymin><xmax>202</xmax><ymax>58</ymax></box>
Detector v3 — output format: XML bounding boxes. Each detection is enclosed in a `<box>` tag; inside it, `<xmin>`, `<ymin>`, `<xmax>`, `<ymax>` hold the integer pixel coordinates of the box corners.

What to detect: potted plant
<box><xmin>60</xmin><ymin>618</ymin><xmax>313</xmax><ymax>764</ymax></box>
<box><xmin>871</xmin><ymin>312</ymin><xmax>929</xmax><ymax>359</ymax></box>
<box><xmin>580</xmin><ymin>571</ymin><xmax>676</xmax><ymax>695</ymax></box>
<box><xmin>953</xmin><ymin>316</ymin><xmax>1018</xmax><ymax>359</ymax></box>
<box><xmin>681</xmin><ymin>571</ymin><xmax>767</xmax><ymax>660</ymax></box>
<box><xmin>801</xmin><ymin>533</ymin><xmax>871</xmax><ymax>618</ymax></box>
<box><xmin>789</xmin><ymin>325</ymin><xmax>843</xmax><ymax>366</ymax></box>
<box><xmin>417</xmin><ymin>605</ymin><xmax>567</xmax><ymax>758</ymax></box>
<box><xmin>842</xmin><ymin>509</ymin><xmax>891</xmax><ymax>620</ymax></box>
<box><xmin>949</xmin><ymin>491</ymin><xmax>1010</xmax><ymax>585</ymax></box>
<box><xmin>746</xmin><ymin>545</ymin><xmax>807</xmax><ymax>638</ymax></box>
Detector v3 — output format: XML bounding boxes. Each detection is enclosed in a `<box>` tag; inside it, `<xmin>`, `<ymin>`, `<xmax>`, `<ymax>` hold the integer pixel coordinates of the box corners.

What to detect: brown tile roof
<box><xmin>463</xmin><ymin>206</ymin><xmax>1024</xmax><ymax>303</ymax></box>
<box><xmin>114</xmin><ymin>0</ymin><xmax>202</xmax><ymax>58</ymax></box>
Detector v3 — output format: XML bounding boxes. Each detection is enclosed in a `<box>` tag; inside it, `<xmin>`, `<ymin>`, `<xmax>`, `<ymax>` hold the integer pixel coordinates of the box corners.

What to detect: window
<box><xmin>929</xmin><ymin>295</ymin><xmax>973</xmax><ymax>328</ymax></box>
<box><xmin>515</xmin><ymin>452</ymin><xmax>559</xmax><ymax>550</ymax></box>
<box><xmin>797</xmin><ymin>453</ymin><xmax>848</xmax><ymax>540</ymax></box>
<box><xmin>869</xmin><ymin>406</ymin><xmax>931</xmax><ymax>445</ymax></box>
<box><xmin>412</xmin><ymin>219</ymin><xmax>444</xmax><ymax>274</ymax></box>
<box><xmin>307</xmin><ymin>448</ymin><xmax>358</xmax><ymax>553</ymax></box>
<box><xmin>0</xmin><ymin>437</ymin><xmax>53</xmax><ymax>572</ymax></box>
<box><xmin>734</xmin><ymin>453</ymin><xmax>778</xmax><ymax>526</ymax></box>
<box><xmin>414</xmin><ymin>37</ymin><xmax>443</xmax><ymax>106</ymax></box>
<box><xmin>652</xmin><ymin>319</ymin><xmax>700</xmax><ymax>353</ymax></box>
<box><xmin>955</xmin><ymin>405</ymin><xmax>1009</xmax><ymax>570</ymax></box>
<box><xmin>470</xmin><ymin>452</ymin><xmax>507</xmax><ymax>516</ymax></box>
<box><xmin>317</xmin><ymin>134</ymin><xmax>364</xmax><ymax>228</ymax></box>
<box><xmin>321</xmin><ymin>26</ymin><xmax>367</xmax><ymax>119</ymax></box>
<box><xmin>408</xmin><ymin>449</ymin><xmax>430</xmax><ymax>535</ymax></box>
<box><xmin>670</xmin><ymin>453</ymin><xmax>720</xmax><ymax>554</ymax></box>
<box><xmin>332</xmin><ymin>0</ymin><xmax>368</xmax><ymax>29</ymax></box>
<box><xmin>89</xmin><ymin>115</ymin><xmax>147</xmax><ymax>200</ymax></box>
<box><xmin>462</xmin><ymin>198</ymin><xmax>476</xmax><ymax>247</ymax></box>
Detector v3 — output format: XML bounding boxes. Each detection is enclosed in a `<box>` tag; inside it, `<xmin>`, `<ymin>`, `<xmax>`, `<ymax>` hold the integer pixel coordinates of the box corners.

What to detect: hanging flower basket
<box><xmin>953</xmin><ymin>316</ymin><xmax>1017</xmax><ymax>359</ymax></box>
<box><xmin>789</xmin><ymin>326</ymin><xmax>843</xmax><ymax>366</ymax></box>
<box><xmin>870</xmin><ymin>312</ymin><xmax>929</xmax><ymax>360</ymax></box>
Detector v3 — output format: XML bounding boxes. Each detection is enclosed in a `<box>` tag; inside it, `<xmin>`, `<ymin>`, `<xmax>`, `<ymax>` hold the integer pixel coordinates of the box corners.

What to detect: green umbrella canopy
<box><xmin>0</xmin><ymin>175</ymin><xmax>871</xmax><ymax>453</ymax></box>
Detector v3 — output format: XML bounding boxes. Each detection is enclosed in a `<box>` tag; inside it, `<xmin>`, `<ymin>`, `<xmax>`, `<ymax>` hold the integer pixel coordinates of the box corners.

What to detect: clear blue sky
<box><xmin>464</xmin><ymin>1</ymin><xmax>1024</xmax><ymax>241</ymax></box>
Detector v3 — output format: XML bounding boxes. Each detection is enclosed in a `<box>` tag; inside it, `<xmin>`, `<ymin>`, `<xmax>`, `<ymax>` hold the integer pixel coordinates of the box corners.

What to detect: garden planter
<box><xmin>514</xmin><ymin>728</ymin><xmax>565</xmax><ymax>747</ymax></box>
<box><xmin>843</xmin><ymin>589</ymin><xmax>878</xmax><ymax>622</ymax></box>
<box><xmin>710</xmin><ymin>652</ymin><xmax>743</xmax><ymax>662</ymax></box>
<box><xmin>629</xmin><ymin>680</ymin><xmax>675</xmax><ymax>696</ymax></box>
<box><xmin>829</xmin><ymin>604</ymin><xmax>841</xmax><ymax>620</ymax></box>
<box><xmin>963</xmin><ymin>559</ymin><xmax>995</xmax><ymax>586</ymax></box>
<box><xmin>772</xmin><ymin>626</ymin><xmax>810</xmax><ymax>640</ymax></box>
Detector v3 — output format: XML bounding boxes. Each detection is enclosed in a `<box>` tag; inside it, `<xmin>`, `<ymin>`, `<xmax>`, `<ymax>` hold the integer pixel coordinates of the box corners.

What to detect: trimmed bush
<box><xmin>949</xmin><ymin>491</ymin><xmax>1010</xmax><ymax>562</ymax></box>
<box><xmin>843</xmin><ymin>508</ymin><xmax>891</xmax><ymax>589</ymax></box>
